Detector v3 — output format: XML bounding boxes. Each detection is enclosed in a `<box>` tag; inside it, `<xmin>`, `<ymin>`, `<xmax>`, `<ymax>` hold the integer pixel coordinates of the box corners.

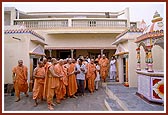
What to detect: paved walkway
<box><xmin>4</xmin><ymin>86</ymin><xmax>108</xmax><ymax>111</ymax></box>
<box><xmin>3</xmin><ymin>79</ymin><xmax>165</xmax><ymax>112</ymax></box>
<box><xmin>105</xmin><ymin>82</ymin><xmax>164</xmax><ymax>111</ymax></box>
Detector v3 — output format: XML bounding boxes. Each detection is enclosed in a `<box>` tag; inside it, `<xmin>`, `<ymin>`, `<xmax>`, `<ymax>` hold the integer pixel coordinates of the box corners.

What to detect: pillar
<box><xmin>124</xmin><ymin>54</ymin><xmax>129</xmax><ymax>87</ymax></box>
<box><xmin>115</xmin><ymin>55</ymin><xmax>119</xmax><ymax>82</ymax></box>
<box><xmin>146</xmin><ymin>45</ymin><xmax>153</xmax><ymax>72</ymax></box>
<box><xmin>71</xmin><ymin>49</ymin><xmax>74</xmax><ymax>59</ymax></box>
<box><xmin>16</xmin><ymin>10</ymin><xmax>19</xmax><ymax>19</ymax></box>
<box><xmin>101</xmin><ymin>49</ymin><xmax>104</xmax><ymax>57</ymax></box>
<box><xmin>125</xmin><ymin>7</ymin><xmax>130</xmax><ymax>28</ymax></box>
<box><xmin>145</xmin><ymin>50</ymin><xmax>149</xmax><ymax>70</ymax></box>
<box><xmin>49</xmin><ymin>49</ymin><xmax>52</xmax><ymax>57</ymax></box>
<box><xmin>136</xmin><ymin>48</ymin><xmax>141</xmax><ymax>70</ymax></box>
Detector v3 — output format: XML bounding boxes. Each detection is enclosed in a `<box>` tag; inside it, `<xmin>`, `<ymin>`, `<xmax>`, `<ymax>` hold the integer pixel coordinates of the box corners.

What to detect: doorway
<box><xmin>29</xmin><ymin>57</ymin><xmax>38</xmax><ymax>92</ymax></box>
<box><xmin>58</xmin><ymin>50</ymin><xmax>71</xmax><ymax>59</ymax></box>
<box><xmin>123</xmin><ymin>58</ymin><xmax>126</xmax><ymax>82</ymax></box>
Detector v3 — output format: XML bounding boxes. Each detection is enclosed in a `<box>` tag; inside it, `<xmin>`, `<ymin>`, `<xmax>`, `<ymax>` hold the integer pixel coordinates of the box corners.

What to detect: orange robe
<box><xmin>12</xmin><ymin>65</ymin><xmax>28</xmax><ymax>98</ymax></box>
<box><xmin>43</xmin><ymin>63</ymin><xmax>51</xmax><ymax>100</ymax></box>
<box><xmin>95</xmin><ymin>58</ymin><xmax>100</xmax><ymax>63</ymax></box>
<box><xmin>33</xmin><ymin>67</ymin><xmax>45</xmax><ymax>100</ymax></box>
<box><xmin>45</xmin><ymin>65</ymin><xmax>61</xmax><ymax>104</ymax></box>
<box><xmin>67</xmin><ymin>63</ymin><xmax>78</xmax><ymax>96</ymax></box>
<box><xmin>86</xmin><ymin>63</ymin><xmax>96</xmax><ymax>93</ymax></box>
<box><xmin>54</xmin><ymin>64</ymin><xmax>67</xmax><ymax>100</ymax></box>
<box><xmin>99</xmin><ymin>58</ymin><xmax>109</xmax><ymax>81</ymax></box>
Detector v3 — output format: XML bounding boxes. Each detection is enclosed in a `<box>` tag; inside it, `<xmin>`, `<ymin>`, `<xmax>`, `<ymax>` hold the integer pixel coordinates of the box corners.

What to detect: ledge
<box><xmin>136</xmin><ymin>70</ymin><xmax>164</xmax><ymax>77</ymax></box>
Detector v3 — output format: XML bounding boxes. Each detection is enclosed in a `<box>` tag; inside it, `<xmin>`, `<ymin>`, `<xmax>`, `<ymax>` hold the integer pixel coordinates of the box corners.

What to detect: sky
<box><xmin>3</xmin><ymin>2</ymin><xmax>165</xmax><ymax>25</ymax></box>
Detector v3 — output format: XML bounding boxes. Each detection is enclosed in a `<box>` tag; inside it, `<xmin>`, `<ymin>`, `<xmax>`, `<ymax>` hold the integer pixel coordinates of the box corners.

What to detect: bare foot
<box><xmin>51</xmin><ymin>103</ymin><xmax>56</xmax><ymax>107</ymax></box>
<box><xmin>72</xmin><ymin>95</ymin><xmax>78</xmax><ymax>98</ymax></box>
<box><xmin>15</xmin><ymin>98</ymin><xmax>20</xmax><ymax>102</ymax></box>
<box><xmin>56</xmin><ymin>100</ymin><xmax>61</xmax><ymax>104</ymax></box>
<box><xmin>25</xmin><ymin>94</ymin><xmax>29</xmax><ymax>97</ymax></box>
<box><xmin>48</xmin><ymin>105</ymin><xmax>54</xmax><ymax>110</ymax></box>
<box><xmin>33</xmin><ymin>102</ymin><xmax>38</xmax><ymax>107</ymax></box>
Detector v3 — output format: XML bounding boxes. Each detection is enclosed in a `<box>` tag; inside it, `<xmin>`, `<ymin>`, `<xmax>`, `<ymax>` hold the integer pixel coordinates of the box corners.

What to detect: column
<box><xmin>125</xmin><ymin>7</ymin><xmax>130</xmax><ymax>28</ymax></box>
<box><xmin>136</xmin><ymin>48</ymin><xmax>141</xmax><ymax>70</ymax></box>
<box><xmin>49</xmin><ymin>49</ymin><xmax>52</xmax><ymax>57</ymax></box>
<box><xmin>145</xmin><ymin>50</ymin><xmax>149</xmax><ymax>70</ymax></box>
<box><xmin>101</xmin><ymin>49</ymin><xmax>104</xmax><ymax>57</ymax></box>
<box><xmin>115</xmin><ymin>56</ymin><xmax>119</xmax><ymax>82</ymax></box>
<box><xmin>17</xmin><ymin>10</ymin><xmax>19</xmax><ymax>19</ymax></box>
<box><xmin>71</xmin><ymin>49</ymin><xmax>74</xmax><ymax>59</ymax></box>
<box><xmin>146</xmin><ymin>45</ymin><xmax>153</xmax><ymax>72</ymax></box>
<box><xmin>124</xmin><ymin>54</ymin><xmax>129</xmax><ymax>87</ymax></box>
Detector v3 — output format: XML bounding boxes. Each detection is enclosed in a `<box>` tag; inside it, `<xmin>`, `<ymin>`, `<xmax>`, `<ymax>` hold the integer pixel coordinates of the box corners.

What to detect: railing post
<box><xmin>68</xmin><ymin>19</ymin><xmax>72</xmax><ymax>27</ymax></box>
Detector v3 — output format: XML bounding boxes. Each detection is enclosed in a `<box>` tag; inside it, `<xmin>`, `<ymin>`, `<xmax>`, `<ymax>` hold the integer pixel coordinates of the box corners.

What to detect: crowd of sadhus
<box><xmin>12</xmin><ymin>54</ymin><xmax>109</xmax><ymax>110</ymax></box>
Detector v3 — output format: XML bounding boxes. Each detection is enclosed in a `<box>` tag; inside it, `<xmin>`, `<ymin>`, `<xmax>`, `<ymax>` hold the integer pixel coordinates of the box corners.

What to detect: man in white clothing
<box><xmin>110</xmin><ymin>56</ymin><xmax>116</xmax><ymax>80</ymax></box>
<box><xmin>75</xmin><ymin>58</ymin><xmax>87</xmax><ymax>96</ymax></box>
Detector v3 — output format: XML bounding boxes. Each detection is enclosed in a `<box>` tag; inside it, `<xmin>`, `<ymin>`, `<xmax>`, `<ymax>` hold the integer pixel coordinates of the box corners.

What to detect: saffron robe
<box><xmin>67</xmin><ymin>63</ymin><xmax>78</xmax><ymax>96</ymax></box>
<box><xmin>33</xmin><ymin>67</ymin><xmax>45</xmax><ymax>100</ymax></box>
<box><xmin>99</xmin><ymin>58</ymin><xmax>109</xmax><ymax>81</ymax></box>
<box><xmin>86</xmin><ymin>63</ymin><xmax>96</xmax><ymax>92</ymax></box>
<box><xmin>12</xmin><ymin>65</ymin><xmax>28</xmax><ymax>98</ymax></box>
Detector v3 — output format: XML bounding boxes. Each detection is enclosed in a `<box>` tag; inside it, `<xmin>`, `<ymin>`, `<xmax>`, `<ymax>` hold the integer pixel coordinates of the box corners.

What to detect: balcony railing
<box><xmin>14</xmin><ymin>18</ymin><xmax>127</xmax><ymax>29</ymax></box>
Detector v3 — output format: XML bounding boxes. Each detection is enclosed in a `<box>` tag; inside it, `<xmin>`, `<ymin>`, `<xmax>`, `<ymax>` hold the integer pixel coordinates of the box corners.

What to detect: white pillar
<box><xmin>17</xmin><ymin>10</ymin><xmax>19</xmax><ymax>19</ymax></box>
<box><xmin>125</xmin><ymin>7</ymin><xmax>130</xmax><ymax>28</ymax></box>
<box><xmin>71</xmin><ymin>49</ymin><xmax>74</xmax><ymax>59</ymax></box>
<box><xmin>124</xmin><ymin>54</ymin><xmax>129</xmax><ymax>87</ymax></box>
<box><xmin>49</xmin><ymin>49</ymin><xmax>52</xmax><ymax>57</ymax></box>
<box><xmin>101</xmin><ymin>49</ymin><xmax>104</xmax><ymax>57</ymax></box>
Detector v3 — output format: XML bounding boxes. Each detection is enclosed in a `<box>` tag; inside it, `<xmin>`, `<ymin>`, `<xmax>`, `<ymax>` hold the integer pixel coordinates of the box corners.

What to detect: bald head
<box><xmin>90</xmin><ymin>59</ymin><xmax>94</xmax><ymax>64</ymax></box>
<box><xmin>38</xmin><ymin>61</ymin><xmax>43</xmax><ymax>67</ymax></box>
<box><xmin>102</xmin><ymin>54</ymin><xmax>106</xmax><ymax>59</ymax></box>
<box><xmin>59</xmin><ymin>59</ymin><xmax>64</xmax><ymax>65</ymax></box>
<box><xmin>18</xmin><ymin>60</ymin><xmax>23</xmax><ymax>67</ymax></box>
<box><xmin>51</xmin><ymin>58</ymin><xmax>57</xmax><ymax>65</ymax></box>
<box><xmin>43</xmin><ymin>58</ymin><xmax>47</xmax><ymax>64</ymax></box>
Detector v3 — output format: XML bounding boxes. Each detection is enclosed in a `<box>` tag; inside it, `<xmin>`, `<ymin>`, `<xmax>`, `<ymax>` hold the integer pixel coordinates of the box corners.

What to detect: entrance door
<box><xmin>123</xmin><ymin>58</ymin><xmax>126</xmax><ymax>82</ymax></box>
<box><xmin>29</xmin><ymin>58</ymin><xmax>38</xmax><ymax>92</ymax></box>
<box><xmin>58</xmin><ymin>50</ymin><xmax>71</xmax><ymax>59</ymax></box>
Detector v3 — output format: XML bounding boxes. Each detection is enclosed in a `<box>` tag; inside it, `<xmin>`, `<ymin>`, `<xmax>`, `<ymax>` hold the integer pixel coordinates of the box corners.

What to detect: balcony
<box><xmin>13</xmin><ymin>18</ymin><xmax>128</xmax><ymax>33</ymax></box>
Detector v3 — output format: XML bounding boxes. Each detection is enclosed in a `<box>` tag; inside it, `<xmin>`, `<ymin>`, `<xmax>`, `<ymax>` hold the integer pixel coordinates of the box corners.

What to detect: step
<box><xmin>105</xmin><ymin>85</ymin><xmax>129</xmax><ymax>111</ymax></box>
<box><xmin>104</xmin><ymin>97</ymin><xmax>124</xmax><ymax>111</ymax></box>
<box><xmin>105</xmin><ymin>84</ymin><xmax>164</xmax><ymax>111</ymax></box>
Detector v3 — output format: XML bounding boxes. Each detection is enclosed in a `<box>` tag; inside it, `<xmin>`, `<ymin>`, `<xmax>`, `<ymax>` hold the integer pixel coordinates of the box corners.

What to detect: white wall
<box><xmin>152</xmin><ymin>45</ymin><xmax>164</xmax><ymax>71</ymax></box>
<box><xmin>45</xmin><ymin>33</ymin><xmax>117</xmax><ymax>48</ymax></box>
<box><xmin>4</xmin><ymin>34</ymin><xmax>30</xmax><ymax>84</ymax></box>
<box><xmin>128</xmin><ymin>39</ymin><xmax>138</xmax><ymax>87</ymax></box>
<box><xmin>4</xmin><ymin>12</ymin><xmax>10</xmax><ymax>26</ymax></box>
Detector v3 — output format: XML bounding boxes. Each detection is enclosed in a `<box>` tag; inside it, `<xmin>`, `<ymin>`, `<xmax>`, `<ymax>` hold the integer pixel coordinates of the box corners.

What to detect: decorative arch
<box><xmin>138</xmin><ymin>42</ymin><xmax>147</xmax><ymax>51</ymax></box>
<box><xmin>29</xmin><ymin>45</ymin><xmax>45</xmax><ymax>56</ymax></box>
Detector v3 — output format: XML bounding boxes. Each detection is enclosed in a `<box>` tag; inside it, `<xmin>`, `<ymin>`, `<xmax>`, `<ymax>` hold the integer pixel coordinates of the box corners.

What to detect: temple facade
<box><xmin>111</xmin><ymin>10</ymin><xmax>164</xmax><ymax>89</ymax></box>
<box><xmin>135</xmin><ymin>11</ymin><xmax>164</xmax><ymax>104</ymax></box>
<box><xmin>112</xmin><ymin>27</ymin><xmax>143</xmax><ymax>87</ymax></box>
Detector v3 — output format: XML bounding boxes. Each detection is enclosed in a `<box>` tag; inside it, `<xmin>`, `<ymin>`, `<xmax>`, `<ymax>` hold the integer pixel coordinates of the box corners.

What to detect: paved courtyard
<box><xmin>4</xmin><ymin>86</ymin><xmax>108</xmax><ymax>111</ymax></box>
<box><xmin>3</xmin><ymin>80</ymin><xmax>165</xmax><ymax>112</ymax></box>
